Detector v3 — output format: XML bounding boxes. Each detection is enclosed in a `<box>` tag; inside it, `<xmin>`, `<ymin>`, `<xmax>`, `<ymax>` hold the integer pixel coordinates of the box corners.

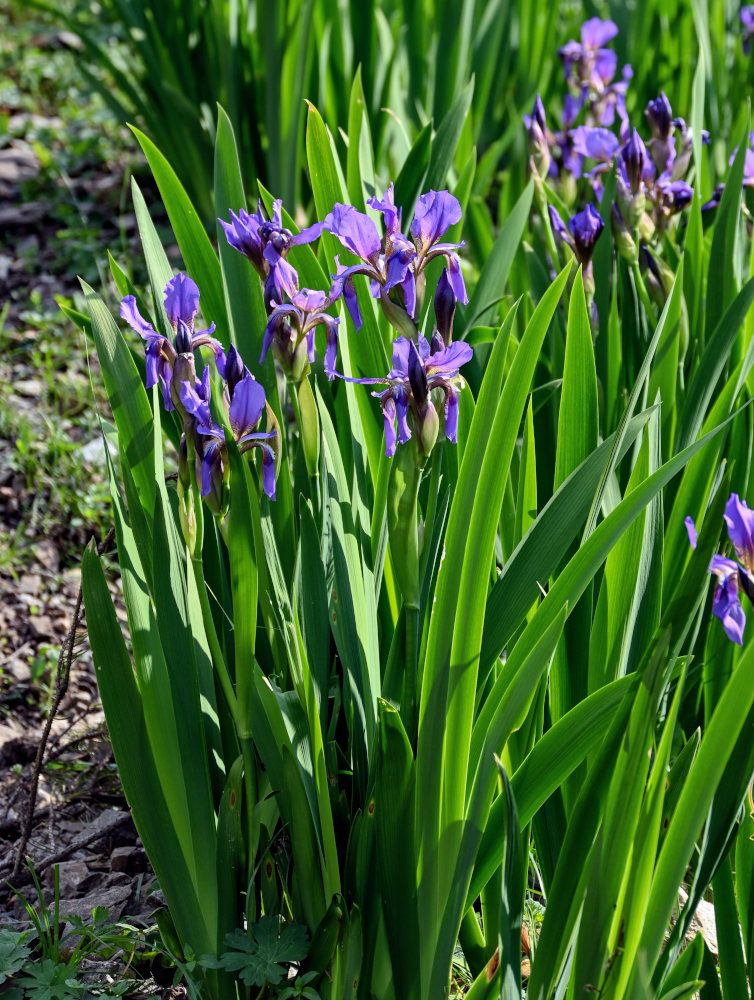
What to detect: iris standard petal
<box><xmin>368</xmin><ymin>183</ymin><xmax>402</xmax><ymax>235</ymax></box>
<box><xmin>324</xmin><ymin>204</ymin><xmax>382</xmax><ymax>262</ymax></box>
<box><xmin>580</xmin><ymin>17</ymin><xmax>618</xmax><ymax>48</ymax></box>
<box><xmin>164</xmin><ymin>274</ymin><xmax>200</xmax><ymax>330</ymax></box>
<box><xmin>410</xmin><ymin>190</ymin><xmax>463</xmax><ymax>248</ymax></box>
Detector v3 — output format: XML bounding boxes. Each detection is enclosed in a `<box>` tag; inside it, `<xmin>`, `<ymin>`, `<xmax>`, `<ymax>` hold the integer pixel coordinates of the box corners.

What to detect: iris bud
<box><xmin>379</xmin><ymin>288</ymin><xmax>418</xmax><ymax>339</ymax></box>
<box><xmin>434</xmin><ymin>269</ymin><xmax>456</xmax><ymax>345</ymax></box>
<box><xmin>419</xmin><ymin>402</ymin><xmax>439</xmax><ymax>457</ymax></box>
<box><xmin>225</xmin><ymin>344</ymin><xmax>245</xmax><ymax>398</ymax></box>
<box><xmin>611</xmin><ymin>203</ymin><xmax>638</xmax><ymax>263</ymax></box>
<box><xmin>171</xmin><ymin>352</ymin><xmax>197</xmax><ymax>412</ymax></box>
<box><xmin>175</xmin><ymin>318</ymin><xmax>192</xmax><ymax>354</ymax></box>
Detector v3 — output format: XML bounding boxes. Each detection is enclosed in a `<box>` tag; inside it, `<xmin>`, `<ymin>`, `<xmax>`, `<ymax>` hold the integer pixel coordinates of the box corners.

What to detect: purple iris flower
<box><xmin>331</xmin><ymin>334</ymin><xmax>472</xmax><ymax>457</ymax></box>
<box><xmin>219</xmin><ymin>199</ymin><xmax>324</xmax><ymax>312</ymax></box>
<box><xmin>121</xmin><ymin>273</ymin><xmax>225</xmax><ymax>412</ymax></box>
<box><xmin>324</xmin><ymin>185</ymin><xmax>467</xmax><ymax>333</ymax></box>
<box><xmin>180</xmin><ymin>372</ymin><xmax>277</xmax><ymax>501</ymax></box>
<box><xmin>742</xmin><ymin>5</ymin><xmax>754</xmax><ymax>52</ymax></box>
<box><xmin>571</xmin><ymin>126</ymin><xmax>620</xmax><ymax>168</ymax></box>
<box><xmin>549</xmin><ymin>203</ymin><xmax>604</xmax><ymax>265</ymax></box>
<box><xmin>685</xmin><ymin>493</ymin><xmax>754</xmax><ymax>645</ymax></box>
<box><xmin>263</xmin><ymin>287</ymin><xmax>340</xmax><ymax>381</ymax></box>
<box><xmin>656</xmin><ymin>178</ymin><xmax>693</xmax><ymax>214</ymax></box>
<box><xmin>559</xmin><ymin>18</ymin><xmax>618</xmax><ymax>81</ymax></box>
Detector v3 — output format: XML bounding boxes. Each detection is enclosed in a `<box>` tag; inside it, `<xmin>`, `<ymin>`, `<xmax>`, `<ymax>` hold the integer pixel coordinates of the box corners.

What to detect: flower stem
<box><xmin>190</xmin><ymin>553</ymin><xmax>238</xmax><ymax>726</ymax></box>
<box><xmin>403</xmin><ymin>604</ymin><xmax>420</xmax><ymax>745</ymax></box>
<box><xmin>631</xmin><ymin>261</ymin><xmax>655</xmax><ymax>323</ymax></box>
<box><xmin>420</xmin><ymin>445</ymin><xmax>443</xmax><ymax>580</ymax></box>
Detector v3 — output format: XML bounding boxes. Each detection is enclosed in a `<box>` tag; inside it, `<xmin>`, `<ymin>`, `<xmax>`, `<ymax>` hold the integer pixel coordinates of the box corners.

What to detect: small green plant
<box><xmin>202</xmin><ymin>918</ymin><xmax>311</xmax><ymax>991</ymax></box>
<box><xmin>0</xmin><ymin>926</ymin><xmax>35</xmax><ymax>983</ymax></box>
<box><xmin>4</xmin><ymin>862</ymin><xmax>153</xmax><ymax>998</ymax></box>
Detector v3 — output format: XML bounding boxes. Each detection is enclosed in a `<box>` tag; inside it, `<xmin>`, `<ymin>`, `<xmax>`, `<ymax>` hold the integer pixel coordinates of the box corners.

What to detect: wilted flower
<box><xmin>180</xmin><ymin>371</ymin><xmax>277</xmax><ymax>503</ymax></box>
<box><xmin>324</xmin><ymin>185</ymin><xmax>467</xmax><ymax>335</ymax></box>
<box><xmin>121</xmin><ymin>273</ymin><xmax>226</xmax><ymax>412</ymax></box>
<box><xmin>685</xmin><ymin>493</ymin><xmax>754</xmax><ymax>646</ymax></box>
<box><xmin>219</xmin><ymin>200</ymin><xmax>324</xmax><ymax>312</ymax></box>
<box><xmin>263</xmin><ymin>287</ymin><xmax>340</xmax><ymax>382</ymax></box>
<box><xmin>332</xmin><ymin>334</ymin><xmax>472</xmax><ymax>458</ymax></box>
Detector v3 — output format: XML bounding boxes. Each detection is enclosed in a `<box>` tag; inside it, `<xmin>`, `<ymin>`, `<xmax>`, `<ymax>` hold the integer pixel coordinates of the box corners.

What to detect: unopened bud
<box><xmin>434</xmin><ymin>269</ymin><xmax>456</xmax><ymax>345</ymax></box>
<box><xmin>225</xmin><ymin>344</ymin><xmax>246</xmax><ymax>397</ymax></box>
<box><xmin>171</xmin><ymin>352</ymin><xmax>197</xmax><ymax>412</ymax></box>
<box><xmin>419</xmin><ymin>403</ymin><xmax>439</xmax><ymax>458</ymax></box>
<box><xmin>611</xmin><ymin>203</ymin><xmax>638</xmax><ymax>263</ymax></box>
<box><xmin>175</xmin><ymin>318</ymin><xmax>193</xmax><ymax>354</ymax></box>
<box><xmin>407</xmin><ymin>340</ymin><xmax>429</xmax><ymax>408</ymax></box>
<box><xmin>379</xmin><ymin>288</ymin><xmax>418</xmax><ymax>339</ymax></box>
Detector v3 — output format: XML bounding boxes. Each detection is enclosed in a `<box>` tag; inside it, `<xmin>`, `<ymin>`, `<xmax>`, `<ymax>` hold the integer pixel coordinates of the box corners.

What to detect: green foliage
<box><xmin>203</xmin><ymin>919</ymin><xmax>310</xmax><ymax>988</ymax></box>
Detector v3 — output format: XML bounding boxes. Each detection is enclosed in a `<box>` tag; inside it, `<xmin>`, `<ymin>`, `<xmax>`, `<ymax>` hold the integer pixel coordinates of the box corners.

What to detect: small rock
<box><xmin>29</xmin><ymin>615</ymin><xmax>55</xmax><ymax>640</ymax></box>
<box><xmin>13</xmin><ymin>378</ymin><xmax>44</xmax><ymax>398</ymax></box>
<box><xmin>34</xmin><ymin>539</ymin><xmax>60</xmax><ymax>574</ymax></box>
<box><xmin>79</xmin><ymin>437</ymin><xmax>106</xmax><ymax>466</ymax></box>
<box><xmin>45</xmin><ymin>860</ymin><xmax>94</xmax><ymax>897</ymax></box>
<box><xmin>678</xmin><ymin>887</ymin><xmax>718</xmax><ymax>957</ymax></box>
<box><xmin>110</xmin><ymin>845</ymin><xmax>146</xmax><ymax>874</ymax></box>
<box><xmin>59</xmin><ymin>883</ymin><xmax>132</xmax><ymax>923</ymax></box>
<box><xmin>17</xmin><ymin>574</ymin><xmax>42</xmax><ymax>595</ymax></box>
<box><xmin>4</xmin><ymin>659</ymin><xmax>32</xmax><ymax>684</ymax></box>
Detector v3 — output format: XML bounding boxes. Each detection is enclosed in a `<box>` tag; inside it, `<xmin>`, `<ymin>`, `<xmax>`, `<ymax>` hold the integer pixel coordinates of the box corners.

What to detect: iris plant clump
<box><xmin>79</xmin><ymin>11</ymin><xmax>754</xmax><ymax>998</ymax></box>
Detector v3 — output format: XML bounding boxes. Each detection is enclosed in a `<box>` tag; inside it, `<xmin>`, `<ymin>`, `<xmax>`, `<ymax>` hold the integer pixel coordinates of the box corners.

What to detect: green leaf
<box><xmin>81</xmin><ymin>544</ymin><xmax>211</xmax><ymax>954</ymax></box>
<box><xmin>468</xmin><ymin>675</ymin><xmax>633</xmax><ymax>906</ymax></box>
<box><xmin>80</xmin><ymin>280</ymin><xmax>155</xmax><ymax>523</ymax></box>
<box><xmin>373</xmin><ymin>702</ymin><xmax>420</xmax><ymax>1000</ymax></box>
<box><xmin>633</xmin><ymin>637</ymin><xmax>754</xmax><ymax>986</ymax></box>
<box><xmin>554</xmin><ymin>266</ymin><xmax>598</xmax><ymax>490</ymax></box>
<box><xmin>676</xmin><ymin>273</ymin><xmax>754</xmax><ymax>452</ymax></box>
<box><xmin>425</xmin><ymin>77</ymin><xmax>474</xmax><ymax>192</ymax></box>
<box><xmin>131</xmin><ymin>125</ymin><xmax>229</xmax><ymax>343</ymax></box>
<box><xmin>582</xmin><ymin>260</ymin><xmax>684</xmax><ymax>541</ymax></box>
<box><xmin>394</xmin><ymin>121</ymin><xmax>432</xmax><ymax>221</ymax></box>
<box><xmin>705</xmin><ymin>120</ymin><xmax>748</xmax><ymax>333</ymax></box>
<box><xmin>479</xmin><ymin>411</ymin><xmax>651</xmax><ymax>676</ymax></box>
<box><xmin>494</xmin><ymin>763</ymin><xmax>523</xmax><ymax>1000</ymax></box>
<box><xmin>219</xmin><ymin>919</ymin><xmax>310</xmax><ymax>987</ymax></box>
<box><xmin>460</xmin><ymin>180</ymin><xmax>533</xmax><ymax>336</ymax></box>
